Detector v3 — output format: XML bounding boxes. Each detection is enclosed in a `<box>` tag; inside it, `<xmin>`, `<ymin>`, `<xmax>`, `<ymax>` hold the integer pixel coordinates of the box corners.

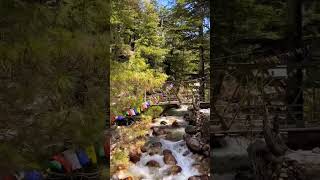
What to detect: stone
<box><xmin>312</xmin><ymin>147</ymin><xmax>320</xmax><ymax>154</ymax></box>
<box><xmin>185</xmin><ymin>125</ymin><xmax>198</xmax><ymax>134</ymax></box>
<box><xmin>149</xmin><ymin>145</ymin><xmax>162</xmax><ymax>155</ymax></box>
<box><xmin>188</xmin><ymin>175</ymin><xmax>209</xmax><ymax>180</ymax></box>
<box><xmin>199</xmin><ymin>175</ymin><xmax>209</xmax><ymax>180</ymax></box>
<box><xmin>163</xmin><ymin>151</ymin><xmax>177</xmax><ymax>165</ymax></box>
<box><xmin>186</xmin><ymin>137</ymin><xmax>202</xmax><ymax>153</ymax></box>
<box><xmin>165</xmin><ymin>131</ymin><xmax>184</xmax><ymax>142</ymax></box>
<box><xmin>163</xmin><ymin>149</ymin><xmax>172</xmax><ymax>155</ymax></box>
<box><xmin>129</xmin><ymin>149</ymin><xmax>141</xmax><ymax>163</ymax></box>
<box><xmin>188</xmin><ymin>176</ymin><xmax>201</xmax><ymax>180</ymax></box>
<box><xmin>172</xmin><ymin>120</ymin><xmax>179</xmax><ymax>127</ymax></box>
<box><xmin>120</xmin><ymin>177</ymin><xmax>133</xmax><ymax>180</ymax></box>
<box><xmin>168</xmin><ymin>165</ymin><xmax>182</xmax><ymax>175</ymax></box>
<box><xmin>153</xmin><ymin>142</ymin><xmax>162</xmax><ymax>148</ymax></box>
<box><xmin>183</xmin><ymin>150</ymin><xmax>190</xmax><ymax>156</ymax></box>
<box><xmin>141</xmin><ymin>141</ymin><xmax>152</xmax><ymax>153</ymax></box>
<box><xmin>152</xmin><ymin>127</ymin><xmax>166</xmax><ymax>136</ymax></box>
<box><xmin>146</xmin><ymin>160</ymin><xmax>160</xmax><ymax>168</ymax></box>
<box><xmin>140</xmin><ymin>145</ymin><xmax>147</xmax><ymax>153</ymax></box>
<box><xmin>202</xmin><ymin>144</ymin><xmax>210</xmax><ymax>151</ymax></box>
<box><xmin>160</xmin><ymin>121</ymin><xmax>167</xmax><ymax>125</ymax></box>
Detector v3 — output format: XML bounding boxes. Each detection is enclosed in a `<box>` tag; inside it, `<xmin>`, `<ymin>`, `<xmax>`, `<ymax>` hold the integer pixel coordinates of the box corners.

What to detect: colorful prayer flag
<box><xmin>85</xmin><ymin>145</ymin><xmax>97</xmax><ymax>164</ymax></box>
<box><xmin>62</xmin><ymin>149</ymin><xmax>82</xmax><ymax>170</ymax></box>
<box><xmin>76</xmin><ymin>149</ymin><xmax>90</xmax><ymax>167</ymax></box>
<box><xmin>48</xmin><ymin>160</ymin><xmax>62</xmax><ymax>171</ymax></box>
<box><xmin>52</xmin><ymin>154</ymin><xmax>72</xmax><ymax>173</ymax></box>
<box><xmin>130</xmin><ymin>109</ymin><xmax>136</xmax><ymax>116</ymax></box>
<box><xmin>24</xmin><ymin>171</ymin><xmax>42</xmax><ymax>180</ymax></box>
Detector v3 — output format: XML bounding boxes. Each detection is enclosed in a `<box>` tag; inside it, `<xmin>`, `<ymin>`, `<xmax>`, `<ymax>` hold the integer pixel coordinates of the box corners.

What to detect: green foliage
<box><xmin>111</xmin><ymin>0</ymin><xmax>168</xmax><ymax>116</ymax></box>
<box><xmin>144</xmin><ymin>106</ymin><xmax>164</xmax><ymax>118</ymax></box>
<box><xmin>110</xmin><ymin>147</ymin><xmax>129</xmax><ymax>173</ymax></box>
<box><xmin>162</xmin><ymin>0</ymin><xmax>209</xmax><ymax>80</ymax></box>
<box><xmin>0</xmin><ymin>0</ymin><xmax>110</xmax><ymax>171</ymax></box>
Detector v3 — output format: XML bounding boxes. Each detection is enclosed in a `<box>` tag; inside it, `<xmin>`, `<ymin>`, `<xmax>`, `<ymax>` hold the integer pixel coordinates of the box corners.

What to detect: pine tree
<box><xmin>0</xmin><ymin>0</ymin><xmax>110</xmax><ymax>172</ymax></box>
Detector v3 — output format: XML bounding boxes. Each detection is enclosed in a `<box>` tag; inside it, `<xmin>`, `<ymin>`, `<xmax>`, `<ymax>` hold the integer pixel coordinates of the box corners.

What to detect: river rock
<box><xmin>160</xmin><ymin>121</ymin><xmax>167</xmax><ymax>125</ymax></box>
<box><xmin>186</xmin><ymin>137</ymin><xmax>202</xmax><ymax>153</ymax></box>
<box><xmin>185</xmin><ymin>125</ymin><xmax>198</xmax><ymax>134</ymax></box>
<box><xmin>166</xmin><ymin>131</ymin><xmax>184</xmax><ymax>141</ymax></box>
<box><xmin>163</xmin><ymin>150</ymin><xmax>177</xmax><ymax>165</ymax></box>
<box><xmin>146</xmin><ymin>160</ymin><xmax>160</xmax><ymax>168</ymax></box>
<box><xmin>183</xmin><ymin>150</ymin><xmax>190</xmax><ymax>156</ymax></box>
<box><xmin>152</xmin><ymin>127</ymin><xmax>166</xmax><ymax>136</ymax></box>
<box><xmin>172</xmin><ymin>120</ymin><xmax>179</xmax><ymax>127</ymax></box>
<box><xmin>202</xmin><ymin>144</ymin><xmax>210</xmax><ymax>151</ymax></box>
<box><xmin>129</xmin><ymin>149</ymin><xmax>141</xmax><ymax>163</ymax></box>
<box><xmin>153</xmin><ymin>142</ymin><xmax>162</xmax><ymax>148</ymax></box>
<box><xmin>168</xmin><ymin>165</ymin><xmax>182</xmax><ymax>175</ymax></box>
<box><xmin>141</xmin><ymin>141</ymin><xmax>152</xmax><ymax>153</ymax></box>
<box><xmin>312</xmin><ymin>147</ymin><xmax>320</xmax><ymax>154</ymax></box>
<box><xmin>163</xmin><ymin>149</ymin><xmax>172</xmax><ymax>155</ymax></box>
<box><xmin>149</xmin><ymin>146</ymin><xmax>162</xmax><ymax>155</ymax></box>
<box><xmin>120</xmin><ymin>177</ymin><xmax>133</xmax><ymax>180</ymax></box>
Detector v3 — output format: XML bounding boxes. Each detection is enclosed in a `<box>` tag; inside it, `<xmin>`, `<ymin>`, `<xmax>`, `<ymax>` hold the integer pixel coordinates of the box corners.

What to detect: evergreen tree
<box><xmin>110</xmin><ymin>0</ymin><xmax>167</xmax><ymax>116</ymax></box>
<box><xmin>0</xmin><ymin>0</ymin><xmax>110</xmax><ymax>172</ymax></box>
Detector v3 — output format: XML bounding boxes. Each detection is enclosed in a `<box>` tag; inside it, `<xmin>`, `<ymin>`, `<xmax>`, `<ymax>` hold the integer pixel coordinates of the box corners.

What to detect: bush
<box><xmin>110</xmin><ymin>147</ymin><xmax>129</xmax><ymax>174</ymax></box>
<box><xmin>144</xmin><ymin>106</ymin><xmax>164</xmax><ymax>118</ymax></box>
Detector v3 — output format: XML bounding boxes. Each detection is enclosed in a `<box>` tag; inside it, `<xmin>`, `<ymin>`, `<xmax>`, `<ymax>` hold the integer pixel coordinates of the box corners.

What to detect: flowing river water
<box><xmin>113</xmin><ymin>105</ymin><xmax>207</xmax><ymax>180</ymax></box>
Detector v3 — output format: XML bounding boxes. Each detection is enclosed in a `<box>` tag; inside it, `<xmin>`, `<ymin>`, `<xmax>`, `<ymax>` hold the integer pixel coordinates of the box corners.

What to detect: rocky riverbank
<box><xmin>111</xmin><ymin>105</ymin><xmax>210</xmax><ymax>180</ymax></box>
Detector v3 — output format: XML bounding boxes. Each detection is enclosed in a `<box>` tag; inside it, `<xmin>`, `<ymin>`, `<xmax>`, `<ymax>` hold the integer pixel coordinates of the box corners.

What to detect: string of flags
<box><xmin>2</xmin><ymin>141</ymin><xmax>110</xmax><ymax>180</ymax></box>
<box><xmin>2</xmin><ymin>84</ymin><xmax>183</xmax><ymax>179</ymax></box>
<box><xmin>111</xmin><ymin>94</ymin><xmax>164</xmax><ymax>124</ymax></box>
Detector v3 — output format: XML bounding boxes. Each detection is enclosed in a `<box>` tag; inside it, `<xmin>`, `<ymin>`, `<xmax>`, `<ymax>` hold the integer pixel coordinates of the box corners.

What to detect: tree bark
<box><xmin>287</xmin><ymin>0</ymin><xmax>304</xmax><ymax>128</ymax></box>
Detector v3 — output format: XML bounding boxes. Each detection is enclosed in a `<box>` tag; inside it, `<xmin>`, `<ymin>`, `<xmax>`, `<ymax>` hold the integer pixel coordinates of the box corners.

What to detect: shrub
<box><xmin>110</xmin><ymin>147</ymin><xmax>129</xmax><ymax>174</ymax></box>
<box><xmin>144</xmin><ymin>106</ymin><xmax>164</xmax><ymax>118</ymax></box>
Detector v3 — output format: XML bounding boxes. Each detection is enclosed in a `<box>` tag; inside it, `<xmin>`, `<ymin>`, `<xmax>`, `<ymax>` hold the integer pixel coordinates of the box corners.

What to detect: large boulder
<box><xmin>165</xmin><ymin>131</ymin><xmax>184</xmax><ymax>142</ymax></box>
<box><xmin>163</xmin><ymin>149</ymin><xmax>177</xmax><ymax>165</ymax></box>
<box><xmin>186</xmin><ymin>137</ymin><xmax>202</xmax><ymax>153</ymax></box>
<box><xmin>146</xmin><ymin>160</ymin><xmax>160</xmax><ymax>168</ymax></box>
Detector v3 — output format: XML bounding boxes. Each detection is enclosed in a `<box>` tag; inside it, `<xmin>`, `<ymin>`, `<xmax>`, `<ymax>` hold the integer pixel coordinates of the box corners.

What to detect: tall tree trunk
<box><xmin>287</xmin><ymin>0</ymin><xmax>304</xmax><ymax>128</ymax></box>
<box><xmin>199</xmin><ymin>24</ymin><xmax>205</xmax><ymax>102</ymax></box>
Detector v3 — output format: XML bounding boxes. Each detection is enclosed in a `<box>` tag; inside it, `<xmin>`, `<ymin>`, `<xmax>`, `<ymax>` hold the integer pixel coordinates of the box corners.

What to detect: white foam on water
<box><xmin>122</xmin><ymin>128</ymin><xmax>199</xmax><ymax>179</ymax></box>
<box><xmin>123</xmin><ymin>139</ymin><xmax>200</xmax><ymax>180</ymax></box>
<box><xmin>116</xmin><ymin>106</ymin><xmax>201</xmax><ymax>180</ymax></box>
<box><xmin>160</xmin><ymin>139</ymin><xmax>200</xmax><ymax>179</ymax></box>
<box><xmin>175</xmin><ymin>105</ymin><xmax>189</xmax><ymax>112</ymax></box>
<box><xmin>199</xmin><ymin>108</ymin><xmax>210</xmax><ymax>115</ymax></box>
